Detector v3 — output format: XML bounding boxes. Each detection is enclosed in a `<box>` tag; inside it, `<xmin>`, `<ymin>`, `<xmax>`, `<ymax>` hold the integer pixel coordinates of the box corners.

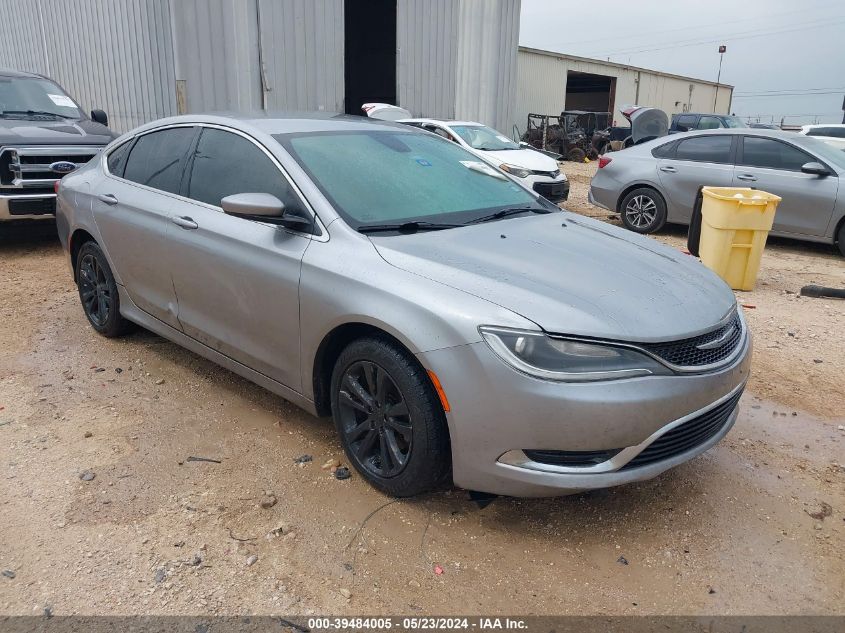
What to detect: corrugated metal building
<box><xmin>0</xmin><ymin>0</ymin><xmax>521</xmax><ymax>133</ymax></box>
<box><xmin>514</xmin><ymin>47</ymin><xmax>734</xmax><ymax>135</ymax></box>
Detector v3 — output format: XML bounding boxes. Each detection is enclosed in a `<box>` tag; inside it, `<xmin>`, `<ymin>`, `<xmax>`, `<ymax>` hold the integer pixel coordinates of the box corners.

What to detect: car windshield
<box><xmin>724</xmin><ymin>116</ymin><xmax>746</xmax><ymax>128</ymax></box>
<box><xmin>449</xmin><ymin>125</ymin><xmax>520</xmax><ymax>151</ymax></box>
<box><xmin>0</xmin><ymin>76</ymin><xmax>82</xmax><ymax>119</ymax></box>
<box><xmin>277</xmin><ymin>130</ymin><xmax>543</xmax><ymax>230</ymax></box>
<box><xmin>799</xmin><ymin>135</ymin><xmax>845</xmax><ymax>171</ymax></box>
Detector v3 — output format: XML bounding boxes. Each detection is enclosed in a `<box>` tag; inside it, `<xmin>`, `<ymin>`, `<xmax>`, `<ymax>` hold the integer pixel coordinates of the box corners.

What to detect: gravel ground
<box><xmin>0</xmin><ymin>192</ymin><xmax>843</xmax><ymax>616</ymax></box>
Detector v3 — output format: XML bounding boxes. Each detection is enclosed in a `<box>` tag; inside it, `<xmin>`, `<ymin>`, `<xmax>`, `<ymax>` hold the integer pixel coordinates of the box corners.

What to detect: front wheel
<box><xmin>620</xmin><ymin>187</ymin><xmax>667</xmax><ymax>234</ymax></box>
<box><xmin>330</xmin><ymin>337</ymin><xmax>451</xmax><ymax>497</ymax></box>
<box><xmin>837</xmin><ymin>222</ymin><xmax>845</xmax><ymax>257</ymax></box>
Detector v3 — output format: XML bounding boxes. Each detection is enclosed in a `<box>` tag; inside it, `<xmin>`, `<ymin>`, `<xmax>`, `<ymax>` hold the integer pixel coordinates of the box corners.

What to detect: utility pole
<box><xmin>714</xmin><ymin>45</ymin><xmax>726</xmax><ymax>112</ymax></box>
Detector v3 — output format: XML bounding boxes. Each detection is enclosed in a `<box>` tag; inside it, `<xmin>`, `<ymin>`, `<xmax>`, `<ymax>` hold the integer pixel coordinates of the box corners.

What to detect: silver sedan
<box><xmin>56</xmin><ymin>114</ymin><xmax>751</xmax><ymax>497</ymax></box>
<box><xmin>589</xmin><ymin>128</ymin><xmax>845</xmax><ymax>256</ymax></box>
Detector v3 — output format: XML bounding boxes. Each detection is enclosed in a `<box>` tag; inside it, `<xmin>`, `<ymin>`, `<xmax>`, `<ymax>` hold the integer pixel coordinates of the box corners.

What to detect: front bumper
<box><xmin>526</xmin><ymin>174</ymin><xmax>569</xmax><ymax>202</ymax></box>
<box><xmin>418</xmin><ymin>331</ymin><xmax>751</xmax><ymax>497</ymax></box>
<box><xmin>0</xmin><ymin>192</ymin><xmax>57</xmax><ymax>221</ymax></box>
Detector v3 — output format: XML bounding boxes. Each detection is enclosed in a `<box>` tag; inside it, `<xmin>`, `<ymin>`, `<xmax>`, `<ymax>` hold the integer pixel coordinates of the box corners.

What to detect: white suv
<box><xmin>800</xmin><ymin>124</ymin><xmax>845</xmax><ymax>151</ymax></box>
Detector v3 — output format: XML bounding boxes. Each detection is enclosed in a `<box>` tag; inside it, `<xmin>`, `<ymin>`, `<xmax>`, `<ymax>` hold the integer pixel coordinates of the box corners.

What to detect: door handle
<box><xmin>171</xmin><ymin>216</ymin><xmax>198</xmax><ymax>230</ymax></box>
<box><xmin>736</xmin><ymin>174</ymin><xmax>757</xmax><ymax>182</ymax></box>
<box><xmin>97</xmin><ymin>193</ymin><xmax>118</xmax><ymax>205</ymax></box>
<box><xmin>659</xmin><ymin>166</ymin><xmax>677</xmax><ymax>173</ymax></box>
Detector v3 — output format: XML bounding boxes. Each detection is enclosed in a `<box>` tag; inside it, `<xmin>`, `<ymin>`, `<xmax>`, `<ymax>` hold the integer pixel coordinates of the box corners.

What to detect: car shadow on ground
<box><xmin>0</xmin><ymin>222</ymin><xmax>60</xmax><ymax>246</ymax></box>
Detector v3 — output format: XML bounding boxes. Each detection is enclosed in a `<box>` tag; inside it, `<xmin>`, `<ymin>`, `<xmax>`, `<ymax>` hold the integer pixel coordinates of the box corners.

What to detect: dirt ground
<box><xmin>0</xmin><ymin>173</ymin><xmax>843</xmax><ymax>616</ymax></box>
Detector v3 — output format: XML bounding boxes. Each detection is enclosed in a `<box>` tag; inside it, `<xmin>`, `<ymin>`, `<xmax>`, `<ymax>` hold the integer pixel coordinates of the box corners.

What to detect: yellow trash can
<box><xmin>698</xmin><ymin>187</ymin><xmax>781</xmax><ymax>291</ymax></box>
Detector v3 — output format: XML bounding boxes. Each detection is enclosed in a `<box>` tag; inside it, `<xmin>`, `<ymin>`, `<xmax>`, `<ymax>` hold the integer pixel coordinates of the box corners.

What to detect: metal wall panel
<box><xmin>454</xmin><ymin>0</ymin><xmax>520</xmax><ymax>133</ymax></box>
<box><xmin>257</xmin><ymin>0</ymin><xmax>344</xmax><ymax>112</ymax></box>
<box><xmin>397</xmin><ymin>0</ymin><xmax>459</xmax><ymax>120</ymax></box>
<box><xmin>0</xmin><ymin>0</ymin><xmax>177</xmax><ymax>132</ymax></box>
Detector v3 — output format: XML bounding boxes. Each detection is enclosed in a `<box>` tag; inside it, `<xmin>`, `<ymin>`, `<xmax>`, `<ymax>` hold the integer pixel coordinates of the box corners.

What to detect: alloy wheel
<box><xmin>625</xmin><ymin>195</ymin><xmax>658</xmax><ymax>229</ymax></box>
<box><xmin>337</xmin><ymin>360</ymin><xmax>412</xmax><ymax>478</ymax></box>
<box><xmin>78</xmin><ymin>253</ymin><xmax>111</xmax><ymax>327</ymax></box>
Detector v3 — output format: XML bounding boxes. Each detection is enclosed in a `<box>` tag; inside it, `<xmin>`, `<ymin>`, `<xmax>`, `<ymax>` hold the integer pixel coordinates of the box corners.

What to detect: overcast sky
<box><xmin>519</xmin><ymin>0</ymin><xmax>845</xmax><ymax>125</ymax></box>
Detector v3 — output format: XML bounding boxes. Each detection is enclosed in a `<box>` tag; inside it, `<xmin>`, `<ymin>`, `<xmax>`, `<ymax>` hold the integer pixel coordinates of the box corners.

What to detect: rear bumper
<box><xmin>0</xmin><ymin>193</ymin><xmax>57</xmax><ymax>221</ymax></box>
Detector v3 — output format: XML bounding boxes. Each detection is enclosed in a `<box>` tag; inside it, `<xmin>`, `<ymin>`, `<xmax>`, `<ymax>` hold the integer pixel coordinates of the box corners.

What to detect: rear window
<box><xmin>123</xmin><ymin>127</ymin><xmax>195</xmax><ymax>194</ymax></box>
<box><xmin>674</xmin><ymin>136</ymin><xmax>733</xmax><ymax>163</ymax></box>
<box><xmin>106</xmin><ymin>140</ymin><xmax>133</xmax><ymax>178</ymax></box>
<box><xmin>277</xmin><ymin>130</ymin><xmax>538</xmax><ymax>227</ymax></box>
<box><xmin>651</xmin><ymin>140</ymin><xmax>677</xmax><ymax>158</ymax></box>
<box><xmin>807</xmin><ymin>127</ymin><xmax>845</xmax><ymax>139</ymax></box>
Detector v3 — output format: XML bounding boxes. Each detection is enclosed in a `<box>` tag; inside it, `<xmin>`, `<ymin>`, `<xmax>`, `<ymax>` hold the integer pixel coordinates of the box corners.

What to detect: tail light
<box><xmin>54</xmin><ymin>179</ymin><xmax>61</xmax><ymax>194</ymax></box>
<box><xmin>598</xmin><ymin>156</ymin><xmax>612</xmax><ymax>169</ymax></box>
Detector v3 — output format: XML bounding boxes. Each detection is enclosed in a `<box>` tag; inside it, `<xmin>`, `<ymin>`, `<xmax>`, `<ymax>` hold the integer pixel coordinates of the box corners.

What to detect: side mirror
<box><xmin>221</xmin><ymin>192</ymin><xmax>285</xmax><ymax>218</ymax></box>
<box><xmin>800</xmin><ymin>161</ymin><xmax>830</xmax><ymax>176</ymax></box>
<box><xmin>90</xmin><ymin>109</ymin><xmax>108</xmax><ymax>127</ymax></box>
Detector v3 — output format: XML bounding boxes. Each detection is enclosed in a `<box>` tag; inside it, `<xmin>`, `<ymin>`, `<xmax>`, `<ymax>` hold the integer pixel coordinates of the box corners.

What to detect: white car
<box><xmin>799</xmin><ymin>124</ymin><xmax>845</xmax><ymax>150</ymax></box>
<box><xmin>400</xmin><ymin>118</ymin><xmax>569</xmax><ymax>202</ymax></box>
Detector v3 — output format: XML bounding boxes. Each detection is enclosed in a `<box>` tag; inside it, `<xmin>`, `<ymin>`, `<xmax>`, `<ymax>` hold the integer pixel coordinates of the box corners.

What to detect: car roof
<box><xmin>401</xmin><ymin>118</ymin><xmax>484</xmax><ymax>127</ymax></box>
<box><xmin>125</xmin><ymin>112</ymin><xmax>416</xmax><ymax>136</ymax></box>
<box><xmin>0</xmin><ymin>68</ymin><xmax>44</xmax><ymax>79</ymax></box>
<box><xmin>661</xmin><ymin>128</ymin><xmax>797</xmax><ymax>139</ymax></box>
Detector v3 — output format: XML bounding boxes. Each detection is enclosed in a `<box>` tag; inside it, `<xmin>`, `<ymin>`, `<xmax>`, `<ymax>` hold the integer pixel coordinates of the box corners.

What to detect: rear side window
<box><xmin>123</xmin><ymin>127</ymin><xmax>195</xmax><ymax>194</ymax></box>
<box><xmin>740</xmin><ymin>137</ymin><xmax>814</xmax><ymax>171</ymax></box>
<box><xmin>674</xmin><ymin>114</ymin><xmax>696</xmax><ymax>130</ymax></box>
<box><xmin>186</xmin><ymin>128</ymin><xmax>301</xmax><ymax>210</ymax></box>
<box><xmin>674</xmin><ymin>136</ymin><xmax>733</xmax><ymax>163</ymax></box>
<box><xmin>106</xmin><ymin>140</ymin><xmax>133</xmax><ymax>178</ymax></box>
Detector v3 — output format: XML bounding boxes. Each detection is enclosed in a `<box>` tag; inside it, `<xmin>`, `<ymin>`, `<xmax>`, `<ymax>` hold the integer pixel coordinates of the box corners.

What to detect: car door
<box><xmin>733</xmin><ymin>135</ymin><xmax>838</xmax><ymax>236</ymax></box>
<box><xmin>165</xmin><ymin>126</ymin><xmax>313</xmax><ymax>390</ymax></box>
<box><xmin>656</xmin><ymin>134</ymin><xmax>736</xmax><ymax>223</ymax></box>
<box><xmin>93</xmin><ymin>126</ymin><xmax>197</xmax><ymax>329</ymax></box>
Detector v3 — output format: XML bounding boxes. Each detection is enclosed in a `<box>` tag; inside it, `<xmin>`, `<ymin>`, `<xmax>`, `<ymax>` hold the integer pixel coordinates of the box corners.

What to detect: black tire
<box><xmin>330</xmin><ymin>337</ymin><xmax>451</xmax><ymax>497</ymax></box>
<box><xmin>837</xmin><ymin>222</ymin><xmax>845</xmax><ymax>257</ymax></box>
<box><xmin>687</xmin><ymin>189</ymin><xmax>704</xmax><ymax>257</ymax></box>
<box><xmin>75</xmin><ymin>241</ymin><xmax>133</xmax><ymax>337</ymax></box>
<box><xmin>567</xmin><ymin>147</ymin><xmax>586</xmax><ymax>163</ymax></box>
<box><xmin>619</xmin><ymin>187</ymin><xmax>667</xmax><ymax>234</ymax></box>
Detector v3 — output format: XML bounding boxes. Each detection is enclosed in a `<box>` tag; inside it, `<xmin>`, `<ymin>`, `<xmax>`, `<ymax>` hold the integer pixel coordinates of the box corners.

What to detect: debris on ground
<box><xmin>155</xmin><ymin>378</ymin><xmax>165</xmax><ymax>385</ymax></box>
<box><xmin>267</xmin><ymin>523</ymin><xmax>291</xmax><ymax>539</ymax></box>
<box><xmin>79</xmin><ymin>470</ymin><xmax>96</xmax><ymax>481</ymax></box>
<box><xmin>807</xmin><ymin>502</ymin><xmax>833</xmax><ymax>521</ymax></box>
<box><xmin>83</xmin><ymin>431</ymin><xmax>93</xmax><ymax>438</ymax></box>
<box><xmin>334</xmin><ymin>467</ymin><xmax>351</xmax><ymax>480</ymax></box>
<box><xmin>339</xmin><ymin>588</ymin><xmax>352</xmax><ymax>599</ymax></box>
<box><xmin>434</xmin><ymin>565</ymin><xmax>444</xmax><ymax>576</ymax></box>
<box><xmin>322</xmin><ymin>458</ymin><xmax>341</xmax><ymax>470</ymax></box>
<box><xmin>617</xmin><ymin>556</ymin><xmax>629</xmax><ymax>565</ymax></box>
<box><xmin>708</xmin><ymin>587</ymin><xmax>717</xmax><ymax>595</ymax></box>
<box><xmin>1</xmin><ymin>570</ymin><xmax>15</xmax><ymax>579</ymax></box>
<box><xmin>245</xmin><ymin>555</ymin><xmax>258</xmax><ymax>567</ymax></box>
<box><xmin>190</xmin><ymin>553</ymin><xmax>203</xmax><ymax>566</ymax></box>
<box><xmin>185</xmin><ymin>456</ymin><xmax>222</xmax><ymax>464</ymax></box>
<box><xmin>293</xmin><ymin>454</ymin><xmax>312</xmax><ymax>464</ymax></box>
<box><xmin>259</xmin><ymin>493</ymin><xmax>277</xmax><ymax>509</ymax></box>
<box><xmin>154</xmin><ymin>568</ymin><xmax>166</xmax><ymax>584</ymax></box>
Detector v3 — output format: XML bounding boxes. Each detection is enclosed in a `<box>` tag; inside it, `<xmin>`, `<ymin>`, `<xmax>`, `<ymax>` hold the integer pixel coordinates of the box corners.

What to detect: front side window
<box><xmin>278</xmin><ymin>130</ymin><xmax>540</xmax><ymax>228</ymax></box>
<box><xmin>123</xmin><ymin>127</ymin><xmax>196</xmax><ymax>194</ymax></box>
<box><xmin>697</xmin><ymin>116</ymin><xmax>723</xmax><ymax>130</ymax></box>
<box><xmin>675</xmin><ymin>115</ymin><xmax>696</xmax><ymax>130</ymax></box>
<box><xmin>449</xmin><ymin>125</ymin><xmax>520</xmax><ymax>151</ymax></box>
<box><xmin>0</xmin><ymin>76</ymin><xmax>82</xmax><ymax>120</ymax></box>
<box><xmin>740</xmin><ymin>137</ymin><xmax>813</xmax><ymax>171</ymax></box>
<box><xmin>674</xmin><ymin>136</ymin><xmax>733</xmax><ymax>163</ymax></box>
<box><xmin>186</xmin><ymin>128</ymin><xmax>300</xmax><ymax>210</ymax></box>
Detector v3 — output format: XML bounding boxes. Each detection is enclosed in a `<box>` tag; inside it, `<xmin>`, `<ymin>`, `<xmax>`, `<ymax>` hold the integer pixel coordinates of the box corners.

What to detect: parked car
<box><xmin>57</xmin><ymin>113</ymin><xmax>750</xmax><ymax>498</ymax></box>
<box><xmin>400</xmin><ymin>118</ymin><xmax>570</xmax><ymax>202</ymax></box>
<box><xmin>589</xmin><ymin>129</ymin><xmax>845</xmax><ymax>255</ymax></box>
<box><xmin>799</xmin><ymin>124</ymin><xmax>845</xmax><ymax>150</ymax></box>
<box><xmin>669</xmin><ymin>113</ymin><xmax>747</xmax><ymax>133</ymax></box>
<box><xmin>748</xmin><ymin>123</ymin><xmax>780</xmax><ymax>130</ymax></box>
<box><xmin>0</xmin><ymin>68</ymin><xmax>115</xmax><ymax>223</ymax></box>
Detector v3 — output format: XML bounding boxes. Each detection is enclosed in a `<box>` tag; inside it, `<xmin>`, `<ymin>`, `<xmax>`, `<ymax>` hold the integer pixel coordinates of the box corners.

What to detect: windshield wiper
<box><xmin>467</xmin><ymin>207</ymin><xmax>550</xmax><ymax>224</ymax></box>
<box><xmin>1</xmin><ymin>109</ymin><xmax>74</xmax><ymax>119</ymax></box>
<box><xmin>357</xmin><ymin>221</ymin><xmax>464</xmax><ymax>234</ymax></box>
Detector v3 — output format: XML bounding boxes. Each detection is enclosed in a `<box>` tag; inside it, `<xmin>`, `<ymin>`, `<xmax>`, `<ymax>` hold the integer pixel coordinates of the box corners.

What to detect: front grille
<box><xmin>8</xmin><ymin>197</ymin><xmax>56</xmax><ymax>216</ymax></box>
<box><xmin>640</xmin><ymin>311</ymin><xmax>743</xmax><ymax>368</ymax></box>
<box><xmin>0</xmin><ymin>146</ymin><xmax>100</xmax><ymax>189</ymax></box>
<box><xmin>533</xmin><ymin>180</ymin><xmax>569</xmax><ymax>202</ymax></box>
<box><xmin>531</xmin><ymin>169</ymin><xmax>561</xmax><ymax>178</ymax></box>
<box><xmin>620</xmin><ymin>389</ymin><xmax>742</xmax><ymax>470</ymax></box>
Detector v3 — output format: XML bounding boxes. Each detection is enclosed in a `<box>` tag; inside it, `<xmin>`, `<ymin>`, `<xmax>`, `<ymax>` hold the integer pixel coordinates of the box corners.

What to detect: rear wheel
<box><xmin>620</xmin><ymin>187</ymin><xmax>667</xmax><ymax>234</ymax></box>
<box><xmin>837</xmin><ymin>221</ymin><xmax>845</xmax><ymax>257</ymax></box>
<box><xmin>76</xmin><ymin>242</ymin><xmax>133</xmax><ymax>337</ymax></box>
<box><xmin>330</xmin><ymin>337</ymin><xmax>450</xmax><ymax>497</ymax></box>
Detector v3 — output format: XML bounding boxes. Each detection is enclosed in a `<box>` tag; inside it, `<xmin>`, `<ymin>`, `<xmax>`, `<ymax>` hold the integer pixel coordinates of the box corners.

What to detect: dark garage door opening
<box><xmin>344</xmin><ymin>0</ymin><xmax>397</xmax><ymax>115</ymax></box>
<box><xmin>565</xmin><ymin>71</ymin><xmax>616</xmax><ymax>113</ymax></box>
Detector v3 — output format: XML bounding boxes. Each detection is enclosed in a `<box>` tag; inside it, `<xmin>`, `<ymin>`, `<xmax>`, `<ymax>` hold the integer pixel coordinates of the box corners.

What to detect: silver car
<box><xmin>590</xmin><ymin>129</ymin><xmax>845</xmax><ymax>256</ymax></box>
<box><xmin>56</xmin><ymin>114</ymin><xmax>751</xmax><ymax>498</ymax></box>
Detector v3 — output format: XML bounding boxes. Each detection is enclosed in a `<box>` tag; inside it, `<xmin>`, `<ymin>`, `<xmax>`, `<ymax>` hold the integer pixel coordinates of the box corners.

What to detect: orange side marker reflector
<box><xmin>427</xmin><ymin>370</ymin><xmax>451</xmax><ymax>413</ymax></box>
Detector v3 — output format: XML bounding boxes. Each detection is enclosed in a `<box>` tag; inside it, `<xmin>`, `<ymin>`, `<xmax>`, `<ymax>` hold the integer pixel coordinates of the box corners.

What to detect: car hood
<box><xmin>475</xmin><ymin>147</ymin><xmax>559</xmax><ymax>172</ymax></box>
<box><xmin>371</xmin><ymin>212</ymin><xmax>736</xmax><ymax>343</ymax></box>
<box><xmin>0</xmin><ymin>117</ymin><xmax>115</xmax><ymax>146</ymax></box>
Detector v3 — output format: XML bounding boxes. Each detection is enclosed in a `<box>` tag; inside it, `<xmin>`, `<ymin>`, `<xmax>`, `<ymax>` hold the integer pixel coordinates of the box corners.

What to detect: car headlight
<box><xmin>498</xmin><ymin>163</ymin><xmax>531</xmax><ymax>178</ymax></box>
<box><xmin>479</xmin><ymin>326</ymin><xmax>670</xmax><ymax>382</ymax></box>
